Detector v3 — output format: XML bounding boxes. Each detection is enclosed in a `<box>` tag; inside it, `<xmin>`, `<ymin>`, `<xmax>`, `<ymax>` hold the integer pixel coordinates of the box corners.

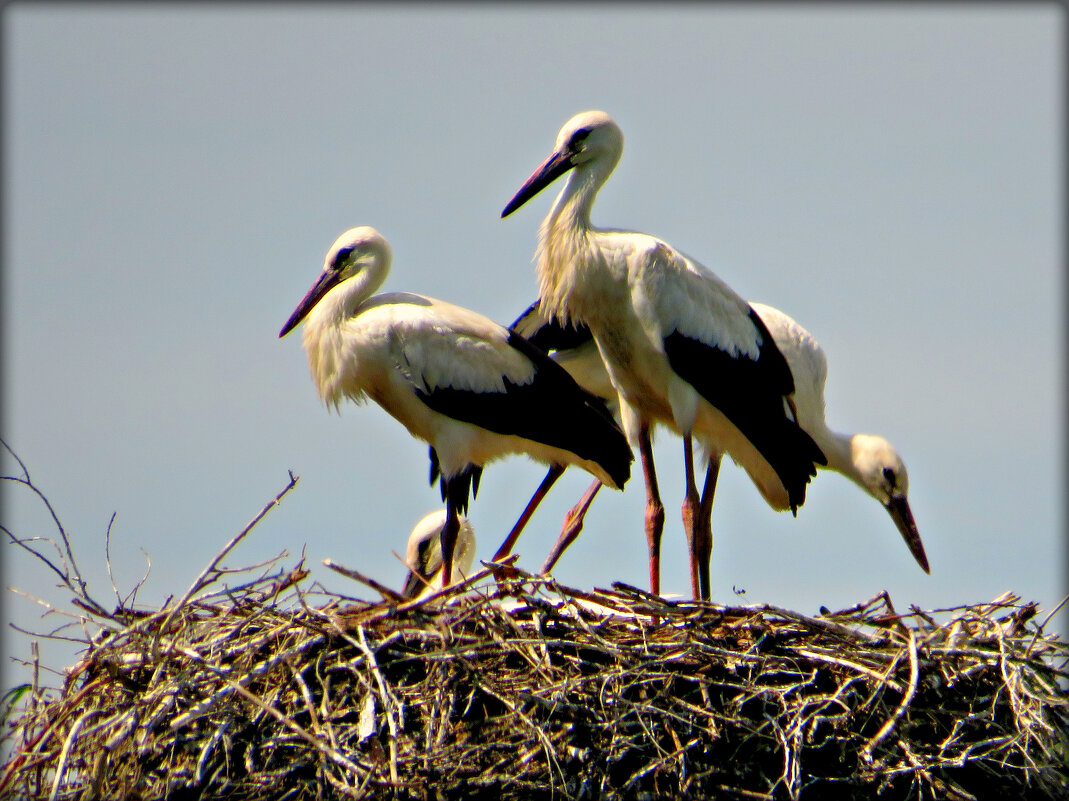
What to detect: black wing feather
<box><xmin>509</xmin><ymin>301</ymin><xmax>596</xmax><ymax>353</ymax></box>
<box><xmin>664</xmin><ymin>307</ymin><xmax>826</xmax><ymax>512</ymax></box>
<box><xmin>428</xmin><ymin>446</ymin><xmax>482</xmax><ymax>514</ymax></box>
<box><xmin>415</xmin><ymin>331</ymin><xmax>632</xmax><ymax>490</ymax></box>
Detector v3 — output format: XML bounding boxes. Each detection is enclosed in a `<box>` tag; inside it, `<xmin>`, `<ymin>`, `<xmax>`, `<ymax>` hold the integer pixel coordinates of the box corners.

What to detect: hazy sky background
<box><xmin>3</xmin><ymin>5</ymin><xmax>1063</xmax><ymax>688</ymax></box>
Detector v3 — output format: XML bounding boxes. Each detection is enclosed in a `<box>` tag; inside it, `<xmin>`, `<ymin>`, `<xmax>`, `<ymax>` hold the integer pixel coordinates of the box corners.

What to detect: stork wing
<box><xmin>749</xmin><ymin>302</ymin><xmax>830</xmax><ymax>430</ymax></box>
<box><xmin>634</xmin><ymin>241</ymin><xmax>790</xmax><ymax>384</ymax></box>
<box><xmin>510</xmin><ymin>300</ymin><xmax>596</xmax><ymax>353</ymax></box>
<box><xmin>387</xmin><ymin>298</ymin><xmax>631</xmax><ymax>489</ymax></box>
<box><xmin>509</xmin><ymin>300</ymin><xmax>615</xmax><ymax>404</ymax></box>
<box><xmin>636</xmin><ymin>243</ymin><xmax>825</xmax><ymax>509</ymax></box>
<box><xmin>385</xmin><ymin>297</ymin><xmax>538</xmax><ymax>395</ymax></box>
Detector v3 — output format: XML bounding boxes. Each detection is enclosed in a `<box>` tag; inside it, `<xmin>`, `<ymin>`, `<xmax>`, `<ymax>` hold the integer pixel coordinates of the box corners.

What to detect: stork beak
<box><xmin>885</xmin><ymin>495</ymin><xmax>930</xmax><ymax>573</ymax></box>
<box><xmin>502</xmin><ymin>148</ymin><xmax>576</xmax><ymax>218</ymax></box>
<box><xmin>279</xmin><ymin>269</ymin><xmax>342</xmax><ymax>338</ymax></box>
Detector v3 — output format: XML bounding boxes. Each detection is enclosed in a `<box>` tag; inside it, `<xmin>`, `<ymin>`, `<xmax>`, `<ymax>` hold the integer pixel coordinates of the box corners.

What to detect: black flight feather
<box><xmin>427</xmin><ymin>447</ymin><xmax>482</xmax><ymax>514</ymax></box>
<box><xmin>509</xmin><ymin>302</ymin><xmax>597</xmax><ymax>353</ymax></box>
<box><xmin>415</xmin><ymin>331</ymin><xmax>632</xmax><ymax>492</ymax></box>
<box><xmin>663</xmin><ymin>307</ymin><xmax>826</xmax><ymax>512</ymax></box>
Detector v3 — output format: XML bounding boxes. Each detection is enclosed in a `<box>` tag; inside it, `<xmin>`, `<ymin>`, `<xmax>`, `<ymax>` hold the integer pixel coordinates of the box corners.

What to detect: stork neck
<box><xmin>300</xmin><ymin>261</ymin><xmax>389</xmax><ymax>409</ymax></box>
<box><xmin>551</xmin><ymin>163</ymin><xmax>610</xmax><ymax>233</ymax></box>
<box><xmin>820</xmin><ymin>429</ymin><xmax>868</xmax><ymax>489</ymax></box>
<box><xmin>535</xmin><ymin>169</ymin><xmax>605</xmax><ymax>319</ymax></box>
<box><xmin>321</xmin><ymin>263</ymin><xmax>389</xmax><ymax>327</ymax></box>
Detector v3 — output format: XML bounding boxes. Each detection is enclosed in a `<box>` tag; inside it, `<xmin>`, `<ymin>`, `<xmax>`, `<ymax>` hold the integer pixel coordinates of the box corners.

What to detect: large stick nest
<box><xmin>3</xmin><ymin>556</ymin><xmax>1067</xmax><ymax>800</ymax></box>
<box><xmin>2</xmin><ymin>468</ymin><xmax>1067</xmax><ymax>800</ymax></box>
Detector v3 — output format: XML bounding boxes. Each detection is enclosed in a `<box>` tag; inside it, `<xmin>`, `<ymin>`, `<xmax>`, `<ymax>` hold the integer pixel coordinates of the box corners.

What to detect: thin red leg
<box><xmin>696</xmin><ymin>454</ymin><xmax>720</xmax><ymax>601</ymax></box>
<box><xmin>539</xmin><ymin>479</ymin><xmax>603</xmax><ymax>574</ymax></box>
<box><xmin>492</xmin><ymin>464</ymin><xmax>565</xmax><ymax>561</ymax></box>
<box><xmin>681</xmin><ymin>434</ymin><xmax>701</xmax><ymax>600</ymax></box>
<box><xmin>639</xmin><ymin>424</ymin><xmax>665</xmax><ymax>596</ymax></box>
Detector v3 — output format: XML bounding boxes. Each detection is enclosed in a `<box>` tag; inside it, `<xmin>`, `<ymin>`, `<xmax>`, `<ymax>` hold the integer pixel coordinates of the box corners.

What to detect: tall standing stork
<box><xmin>279</xmin><ymin>226</ymin><xmax>632</xmax><ymax>587</ymax></box>
<box><xmin>502</xmin><ymin>111</ymin><xmax>826</xmax><ymax>599</ymax></box>
<box><xmin>512</xmin><ymin>300</ymin><xmax>930</xmax><ymax>590</ymax></box>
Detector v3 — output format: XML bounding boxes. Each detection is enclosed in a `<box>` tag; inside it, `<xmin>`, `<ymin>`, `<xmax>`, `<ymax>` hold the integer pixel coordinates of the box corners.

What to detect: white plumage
<box><xmin>280</xmin><ymin>226</ymin><xmax>632</xmax><ymax>588</ymax></box>
<box><xmin>401</xmin><ymin>510</ymin><xmax>477</xmax><ymax>599</ymax></box>
<box><xmin>502</xmin><ymin>111</ymin><xmax>826</xmax><ymax>599</ymax></box>
<box><xmin>512</xmin><ymin>300</ymin><xmax>930</xmax><ymax>578</ymax></box>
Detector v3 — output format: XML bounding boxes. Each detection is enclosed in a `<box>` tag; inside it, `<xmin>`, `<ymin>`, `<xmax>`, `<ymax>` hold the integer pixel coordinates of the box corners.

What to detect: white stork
<box><xmin>279</xmin><ymin>226</ymin><xmax>632</xmax><ymax>587</ymax></box>
<box><xmin>502</xmin><ymin>110</ymin><xmax>826</xmax><ymax>599</ymax></box>
<box><xmin>401</xmin><ymin>510</ymin><xmax>477</xmax><ymax>599</ymax></box>
<box><xmin>511</xmin><ymin>300</ymin><xmax>930</xmax><ymax>590</ymax></box>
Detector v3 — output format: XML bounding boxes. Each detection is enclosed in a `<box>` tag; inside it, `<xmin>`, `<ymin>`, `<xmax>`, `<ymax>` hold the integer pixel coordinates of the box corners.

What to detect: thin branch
<box><xmin>155</xmin><ymin>471</ymin><xmax>299</xmax><ymax>637</ymax></box>
<box><xmin>1</xmin><ymin>439</ymin><xmax>97</xmax><ymax>610</ymax></box>
<box><xmin>104</xmin><ymin>512</ymin><xmax>122</xmax><ymax>607</ymax></box>
<box><xmin>861</xmin><ymin>627</ymin><xmax>920</xmax><ymax>762</ymax></box>
<box><xmin>322</xmin><ymin>559</ymin><xmax>403</xmax><ymax>602</ymax></box>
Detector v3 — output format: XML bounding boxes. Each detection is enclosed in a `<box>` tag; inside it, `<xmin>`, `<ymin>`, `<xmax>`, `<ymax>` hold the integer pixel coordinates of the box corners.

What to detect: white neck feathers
<box><xmin>535</xmin><ymin>171</ymin><xmax>603</xmax><ymax>321</ymax></box>
<box><xmin>301</xmin><ymin>259</ymin><xmax>389</xmax><ymax>409</ymax></box>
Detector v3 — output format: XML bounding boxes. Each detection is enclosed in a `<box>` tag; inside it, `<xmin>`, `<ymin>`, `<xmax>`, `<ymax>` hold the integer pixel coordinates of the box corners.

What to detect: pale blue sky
<box><xmin>3</xmin><ymin>5</ymin><xmax>1064</xmax><ymax>686</ymax></box>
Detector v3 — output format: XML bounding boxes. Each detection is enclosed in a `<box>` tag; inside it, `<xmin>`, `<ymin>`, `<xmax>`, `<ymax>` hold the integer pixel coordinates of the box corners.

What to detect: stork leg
<box><xmin>695</xmin><ymin>454</ymin><xmax>721</xmax><ymax>601</ymax></box>
<box><xmin>638</xmin><ymin>424</ymin><xmax>665</xmax><ymax>596</ymax></box>
<box><xmin>681</xmin><ymin>434</ymin><xmax>702</xmax><ymax>600</ymax></box>
<box><xmin>440</xmin><ymin>484</ymin><xmax>463</xmax><ymax>588</ymax></box>
<box><xmin>492</xmin><ymin>463</ymin><xmax>565</xmax><ymax>562</ymax></box>
<box><xmin>539</xmin><ymin>479</ymin><xmax>604</xmax><ymax>574</ymax></box>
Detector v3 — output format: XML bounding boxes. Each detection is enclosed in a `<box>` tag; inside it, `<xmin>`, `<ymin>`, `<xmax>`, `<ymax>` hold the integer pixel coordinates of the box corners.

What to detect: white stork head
<box><xmin>279</xmin><ymin>226</ymin><xmax>392</xmax><ymax>338</ymax></box>
<box><xmin>502</xmin><ymin>110</ymin><xmax>624</xmax><ymax>218</ymax></box>
<box><xmin>850</xmin><ymin>434</ymin><xmax>929</xmax><ymax>573</ymax></box>
<box><xmin>401</xmin><ymin>510</ymin><xmax>477</xmax><ymax>599</ymax></box>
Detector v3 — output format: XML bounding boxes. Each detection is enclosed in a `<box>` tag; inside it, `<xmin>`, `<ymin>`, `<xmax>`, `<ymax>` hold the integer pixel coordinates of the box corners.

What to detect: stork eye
<box><xmin>569</xmin><ymin>127</ymin><xmax>593</xmax><ymax>152</ymax></box>
<box><xmin>331</xmin><ymin>247</ymin><xmax>354</xmax><ymax>270</ymax></box>
<box><xmin>882</xmin><ymin>467</ymin><xmax>897</xmax><ymax>488</ymax></box>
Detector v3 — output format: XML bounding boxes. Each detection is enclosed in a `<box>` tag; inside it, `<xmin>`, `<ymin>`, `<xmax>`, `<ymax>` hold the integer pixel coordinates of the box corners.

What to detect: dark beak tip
<box><xmin>501</xmin><ymin>149</ymin><xmax>573</xmax><ymax>221</ymax></box>
<box><xmin>500</xmin><ymin>189</ymin><xmax>524</xmax><ymax>219</ymax></box>
<box><xmin>886</xmin><ymin>496</ymin><xmax>929</xmax><ymax>574</ymax></box>
<box><xmin>279</xmin><ymin>269</ymin><xmax>340</xmax><ymax>341</ymax></box>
